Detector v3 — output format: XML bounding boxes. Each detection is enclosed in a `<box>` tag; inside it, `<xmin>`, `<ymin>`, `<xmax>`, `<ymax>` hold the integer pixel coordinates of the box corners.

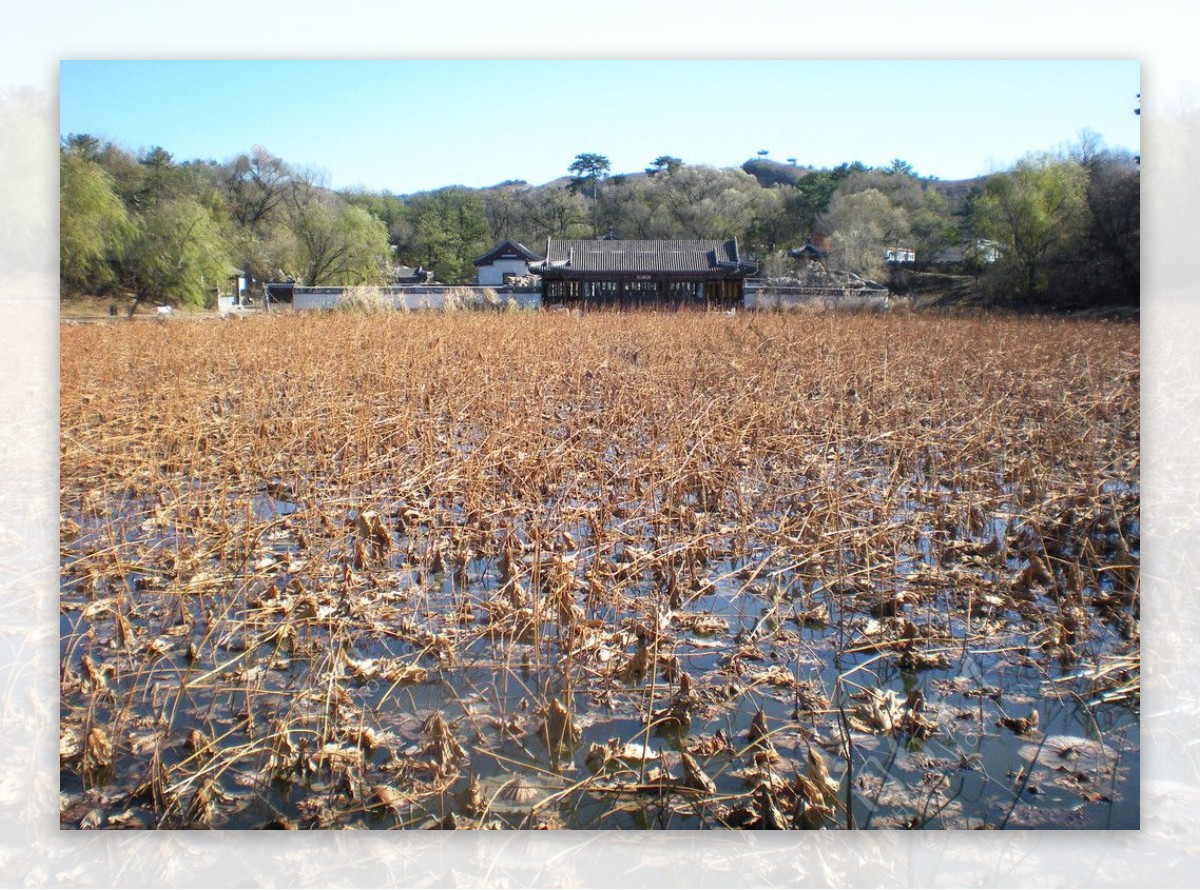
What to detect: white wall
<box><xmin>292</xmin><ymin>287</ymin><xmax>542</xmax><ymax>312</ymax></box>
<box><xmin>477</xmin><ymin>258</ymin><xmax>532</xmax><ymax>286</ymax></box>
<box><xmin>217</xmin><ymin>295</ymin><xmax>246</xmax><ymax>315</ymax></box>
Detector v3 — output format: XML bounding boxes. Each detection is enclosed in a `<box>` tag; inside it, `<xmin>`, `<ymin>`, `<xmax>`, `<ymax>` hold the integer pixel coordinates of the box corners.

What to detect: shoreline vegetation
<box><xmin>60</xmin><ymin>140</ymin><xmax>1139</xmax><ymax>315</ymax></box>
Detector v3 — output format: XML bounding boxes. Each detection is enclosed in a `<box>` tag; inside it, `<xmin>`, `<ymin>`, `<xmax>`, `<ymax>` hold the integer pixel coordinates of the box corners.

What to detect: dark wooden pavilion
<box><xmin>528</xmin><ymin>238</ymin><xmax>757</xmax><ymax>308</ymax></box>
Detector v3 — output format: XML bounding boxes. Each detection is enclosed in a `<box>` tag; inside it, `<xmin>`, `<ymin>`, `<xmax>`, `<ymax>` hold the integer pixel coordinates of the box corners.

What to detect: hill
<box><xmin>737</xmin><ymin>158</ymin><xmax>986</xmax><ymax>211</ymax></box>
<box><xmin>740</xmin><ymin>158</ymin><xmax>812</xmax><ymax>187</ymax></box>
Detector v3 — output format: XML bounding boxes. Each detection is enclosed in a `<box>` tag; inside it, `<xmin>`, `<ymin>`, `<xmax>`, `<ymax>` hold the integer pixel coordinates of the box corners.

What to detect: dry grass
<box><xmin>59</xmin><ymin>310</ymin><xmax>1140</xmax><ymax>829</ymax></box>
<box><xmin>334</xmin><ymin>286</ymin><xmax>396</xmax><ymax>315</ymax></box>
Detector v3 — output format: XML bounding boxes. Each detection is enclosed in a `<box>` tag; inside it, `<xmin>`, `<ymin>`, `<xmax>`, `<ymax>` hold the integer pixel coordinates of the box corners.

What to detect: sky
<box><xmin>58</xmin><ymin>59</ymin><xmax>1141</xmax><ymax>194</ymax></box>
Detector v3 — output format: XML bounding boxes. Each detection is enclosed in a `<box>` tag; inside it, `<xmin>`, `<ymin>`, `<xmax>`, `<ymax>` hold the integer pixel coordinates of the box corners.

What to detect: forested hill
<box><xmin>739</xmin><ymin>158</ymin><xmax>985</xmax><ymax>210</ymax></box>
<box><xmin>490</xmin><ymin>159</ymin><xmax>985</xmax><ymax>214</ymax></box>
<box><xmin>60</xmin><ymin>137</ymin><xmax>1139</xmax><ymax>311</ymax></box>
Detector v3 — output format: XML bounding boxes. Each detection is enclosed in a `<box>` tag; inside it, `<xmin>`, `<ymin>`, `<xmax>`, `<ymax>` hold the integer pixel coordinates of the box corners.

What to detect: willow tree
<box><xmin>973</xmin><ymin>156</ymin><xmax>1088</xmax><ymax>303</ymax></box>
<box><xmin>122</xmin><ymin>196</ymin><xmax>231</xmax><ymax>311</ymax></box>
<box><xmin>290</xmin><ymin>200</ymin><xmax>391</xmax><ymax>287</ymax></box>
<box><xmin>60</xmin><ymin>152</ymin><xmax>130</xmax><ymax>293</ymax></box>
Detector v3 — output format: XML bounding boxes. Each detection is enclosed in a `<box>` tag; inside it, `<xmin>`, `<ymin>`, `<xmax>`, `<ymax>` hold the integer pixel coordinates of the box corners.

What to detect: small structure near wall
<box><xmin>218</xmin><ymin>268</ymin><xmax>257</xmax><ymax>315</ymax></box>
<box><xmin>789</xmin><ymin>240</ymin><xmax>828</xmax><ymax>263</ymax></box>
<box><xmin>265</xmin><ymin>280</ymin><xmax>296</xmax><ymax>306</ymax></box>
<box><xmin>473</xmin><ymin>239</ymin><xmax>543</xmax><ymax>286</ymax></box>
<box><xmin>884</xmin><ymin>245</ymin><xmax>916</xmax><ymax>264</ymax></box>
<box><xmin>528</xmin><ymin>238</ymin><xmax>757</xmax><ymax>309</ymax></box>
<box><xmin>229</xmin><ymin>269</ymin><xmax>248</xmax><ymax>300</ymax></box>
<box><xmin>393</xmin><ymin>265</ymin><xmax>435</xmax><ymax>285</ymax></box>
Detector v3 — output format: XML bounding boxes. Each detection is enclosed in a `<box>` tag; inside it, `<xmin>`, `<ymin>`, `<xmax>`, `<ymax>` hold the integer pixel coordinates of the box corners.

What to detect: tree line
<box><xmin>60</xmin><ymin>134</ymin><xmax>1138</xmax><ymax>309</ymax></box>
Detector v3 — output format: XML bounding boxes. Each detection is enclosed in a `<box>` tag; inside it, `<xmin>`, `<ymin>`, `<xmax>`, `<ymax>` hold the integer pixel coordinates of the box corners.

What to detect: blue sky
<box><xmin>60</xmin><ymin>59</ymin><xmax>1141</xmax><ymax>194</ymax></box>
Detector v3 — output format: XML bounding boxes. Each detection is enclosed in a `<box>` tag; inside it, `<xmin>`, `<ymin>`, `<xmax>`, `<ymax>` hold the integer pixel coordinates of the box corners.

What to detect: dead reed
<box><xmin>59</xmin><ymin>310</ymin><xmax>1139</xmax><ymax>829</ymax></box>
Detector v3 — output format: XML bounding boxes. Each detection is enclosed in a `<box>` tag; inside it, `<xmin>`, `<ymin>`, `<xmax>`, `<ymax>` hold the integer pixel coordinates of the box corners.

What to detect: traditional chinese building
<box><xmin>473</xmin><ymin>239</ymin><xmax>543</xmax><ymax>286</ymax></box>
<box><xmin>528</xmin><ymin>238</ymin><xmax>757</xmax><ymax>308</ymax></box>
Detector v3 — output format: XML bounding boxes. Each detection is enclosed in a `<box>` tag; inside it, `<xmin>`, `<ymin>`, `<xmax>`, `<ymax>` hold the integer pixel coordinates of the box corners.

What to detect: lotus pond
<box><xmin>60</xmin><ymin>310</ymin><xmax>1139</xmax><ymax>829</ymax></box>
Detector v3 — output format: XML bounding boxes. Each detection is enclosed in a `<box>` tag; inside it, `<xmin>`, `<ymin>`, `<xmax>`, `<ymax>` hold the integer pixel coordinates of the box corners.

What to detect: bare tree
<box><xmin>225</xmin><ymin>146</ymin><xmax>292</xmax><ymax>230</ymax></box>
<box><xmin>818</xmin><ymin>188</ymin><xmax>910</xmax><ymax>280</ymax></box>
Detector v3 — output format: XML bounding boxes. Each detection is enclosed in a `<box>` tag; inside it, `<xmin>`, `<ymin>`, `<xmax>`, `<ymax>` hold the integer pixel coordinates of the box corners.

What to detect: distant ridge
<box><xmin>737</xmin><ymin>158</ymin><xmax>986</xmax><ymax>211</ymax></box>
<box><xmin>393</xmin><ymin>160</ymin><xmax>988</xmax><ymax>209</ymax></box>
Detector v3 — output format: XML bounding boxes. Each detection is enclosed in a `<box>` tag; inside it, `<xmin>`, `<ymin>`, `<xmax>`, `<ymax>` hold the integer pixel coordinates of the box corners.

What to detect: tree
<box><xmin>141</xmin><ymin>145</ymin><xmax>173</xmax><ymax>168</ymax></box>
<box><xmin>885</xmin><ymin>158</ymin><xmax>916</xmax><ymax>177</ymax></box>
<box><xmin>402</xmin><ymin>187</ymin><xmax>490</xmax><ymax>283</ymax></box>
<box><xmin>231</xmin><ymin>223</ymin><xmax>298</xmax><ymax>286</ymax></box>
<box><xmin>481</xmin><ymin>185</ymin><xmax>523</xmax><ymax>243</ymax></box>
<box><xmin>137</xmin><ymin>145</ymin><xmax>192</xmax><ymax>207</ymax></box>
<box><xmin>1067</xmin><ymin>128</ymin><xmax>1105</xmax><ymax>171</ymax></box>
<box><xmin>1060</xmin><ymin>133</ymin><xmax>1139</xmax><ymax>305</ymax></box>
<box><xmin>830</xmin><ymin>166</ymin><xmax>960</xmax><ymax>265</ymax></box>
<box><xmin>1079</xmin><ymin>153</ymin><xmax>1139</xmax><ymax>303</ymax></box>
<box><xmin>837</xmin><ymin>167</ymin><xmax>924</xmax><ymax>210</ymax></box>
<box><xmin>782</xmin><ymin>162</ymin><xmax>876</xmax><ymax>238</ymax></box>
<box><xmin>656</xmin><ymin>165</ymin><xmax>761</xmax><ymax>239</ymax></box>
<box><xmin>63</xmin><ymin>132</ymin><xmax>101</xmax><ymax>161</ymax></box>
<box><xmin>744</xmin><ymin>186</ymin><xmax>807</xmax><ymax>256</ymax></box>
<box><xmin>832</xmin><ymin>161</ymin><xmax>869</xmax><ymax>179</ymax></box>
<box><xmin>342</xmin><ymin>188</ymin><xmax>410</xmax><ymax>250</ymax></box>
<box><xmin>596</xmin><ymin>176</ymin><xmax>669</xmax><ymax>239</ymax></box>
<box><xmin>60</xmin><ymin>151</ymin><xmax>130</xmax><ymax>293</ymax></box>
<box><xmin>568</xmin><ymin>152</ymin><xmax>611</xmax><ymax>236</ymax></box>
<box><xmin>225</xmin><ymin>146</ymin><xmax>293</xmax><ymax>231</ymax></box>
<box><xmin>646</xmin><ymin>155</ymin><xmax>683</xmax><ymax>177</ymax></box>
<box><xmin>788</xmin><ymin>170</ymin><xmax>841</xmax><ymax>235</ymax></box>
<box><xmin>122</xmin><ymin>196</ymin><xmax>231</xmax><ymax>310</ymax></box>
<box><xmin>567</xmin><ymin>153</ymin><xmax>611</xmax><ymax>196</ymax></box>
<box><xmin>817</xmin><ymin>188</ymin><xmax>910</xmax><ymax>281</ymax></box>
<box><xmin>906</xmin><ymin>188</ymin><xmax>959</xmax><ymax>268</ymax></box>
<box><xmin>290</xmin><ymin>199</ymin><xmax>391</xmax><ymax>287</ymax></box>
<box><xmin>973</xmin><ymin>155</ymin><xmax>1088</xmax><ymax>303</ymax></box>
<box><xmin>92</xmin><ymin>141</ymin><xmax>148</xmax><ymax>210</ymax></box>
<box><xmin>523</xmin><ymin>187</ymin><xmax>590</xmax><ymax>241</ymax></box>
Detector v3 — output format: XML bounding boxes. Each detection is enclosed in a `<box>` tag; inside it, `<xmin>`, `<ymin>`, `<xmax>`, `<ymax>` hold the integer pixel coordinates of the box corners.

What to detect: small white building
<box><xmin>974</xmin><ymin>239</ymin><xmax>1003</xmax><ymax>264</ymax></box>
<box><xmin>931</xmin><ymin>239</ymin><xmax>1003</xmax><ymax>266</ymax></box>
<box><xmin>473</xmin><ymin>239</ymin><xmax>542</xmax><ymax>286</ymax></box>
<box><xmin>884</xmin><ymin>245</ymin><xmax>916</xmax><ymax>264</ymax></box>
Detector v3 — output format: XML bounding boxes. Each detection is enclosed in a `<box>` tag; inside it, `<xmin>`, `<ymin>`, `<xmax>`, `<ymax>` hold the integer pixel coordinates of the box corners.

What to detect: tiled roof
<box><xmin>532</xmin><ymin>239</ymin><xmax>754</xmax><ymax>275</ymax></box>
<box><xmin>789</xmin><ymin>241</ymin><xmax>828</xmax><ymax>261</ymax></box>
<box><xmin>473</xmin><ymin>238</ymin><xmax>543</xmax><ymax>266</ymax></box>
